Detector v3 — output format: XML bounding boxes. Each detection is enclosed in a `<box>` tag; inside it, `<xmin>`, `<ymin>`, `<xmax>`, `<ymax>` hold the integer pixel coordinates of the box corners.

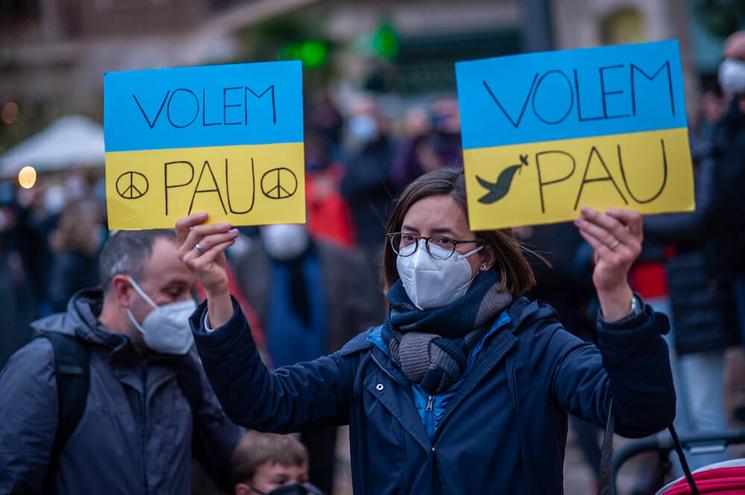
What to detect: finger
<box><xmin>191</xmin><ymin>229</ymin><xmax>239</xmax><ymax>253</ymax></box>
<box><xmin>175</xmin><ymin>212</ymin><xmax>209</xmax><ymax>244</ymax></box>
<box><xmin>606</xmin><ymin>208</ymin><xmax>643</xmax><ymax>239</ymax></box>
<box><xmin>574</xmin><ymin>216</ymin><xmax>627</xmax><ymax>252</ymax></box>
<box><xmin>180</xmin><ymin>222</ymin><xmax>233</xmax><ymax>254</ymax></box>
<box><xmin>191</xmin><ymin>240</ymin><xmax>234</xmax><ymax>269</ymax></box>
<box><xmin>580</xmin><ymin>207</ymin><xmax>633</xmax><ymax>245</ymax></box>
<box><xmin>577</xmin><ymin>227</ymin><xmax>616</xmax><ymax>261</ymax></box>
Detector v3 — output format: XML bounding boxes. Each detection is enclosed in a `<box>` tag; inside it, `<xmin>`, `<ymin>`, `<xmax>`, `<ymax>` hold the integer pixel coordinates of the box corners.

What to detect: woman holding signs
<box><xmin>178</xmin><ymin>168</ymin><xmax>674</xmax><ymax>494</ymax></box>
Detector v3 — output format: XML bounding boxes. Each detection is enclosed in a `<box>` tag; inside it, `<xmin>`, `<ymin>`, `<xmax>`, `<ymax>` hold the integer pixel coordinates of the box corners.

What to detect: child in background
<box><xmin>231</xmin><ymin>431</ymin><xmax>325</xmax><ymax>495</ymax></box>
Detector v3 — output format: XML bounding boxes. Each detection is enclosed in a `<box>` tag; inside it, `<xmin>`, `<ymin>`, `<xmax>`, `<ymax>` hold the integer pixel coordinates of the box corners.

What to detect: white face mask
<box><xmin>396</xmin><ymin>240</ymin><xmax>483</xmax><ymax>310</ymax></box>
<box><xmin>126</xmin><ymin>277</ymin><xmax>196</xmax><ymax>355</ymax></box>
<box><xmin>719</xmin><ymin>58</ymin><xmax>745</xmax><ymax>95</ymax></box>
<box><xmin>261</xmin><ymin>224</ymin><xmax>309</xmax><ymax>260</ymax></box>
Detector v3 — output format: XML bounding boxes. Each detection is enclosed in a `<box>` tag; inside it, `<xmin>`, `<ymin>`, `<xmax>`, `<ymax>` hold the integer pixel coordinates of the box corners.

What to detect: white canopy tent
<box><xmin>0</xmin><ymin>115</ymin><xmax>105</xmax><ymax>179</ymax></box>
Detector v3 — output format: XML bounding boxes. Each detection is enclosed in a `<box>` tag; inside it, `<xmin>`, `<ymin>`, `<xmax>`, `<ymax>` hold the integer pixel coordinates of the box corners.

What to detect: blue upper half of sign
<box><xmin>455</xmin><ymin>40</ymin><xmax>688</xmax><ymax>150</ymax></box>
<box><xmin>104</xmin><ymin>60</ymin><xmax>303</xmax><ymax>152</ymax></box>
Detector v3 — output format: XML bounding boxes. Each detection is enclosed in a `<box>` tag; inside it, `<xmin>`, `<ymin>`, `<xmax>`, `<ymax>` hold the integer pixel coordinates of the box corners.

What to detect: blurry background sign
<box><xmin>0</xmin><ymin>115</ymin><xmax>104</xmax><ymax>179</ymax></box>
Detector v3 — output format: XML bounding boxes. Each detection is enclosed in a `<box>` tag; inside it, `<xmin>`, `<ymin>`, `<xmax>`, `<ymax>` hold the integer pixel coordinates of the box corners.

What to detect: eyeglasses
<box><xmin>387</xmin><ymin>232</ymin><xmax>484</xmax><ymax>260</ymax></box>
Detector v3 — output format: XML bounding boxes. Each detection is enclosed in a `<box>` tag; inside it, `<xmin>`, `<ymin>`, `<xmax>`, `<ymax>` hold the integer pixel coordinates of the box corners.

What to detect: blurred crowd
<box><xmin>0</xmin><ymin>66</ymin><xmax>744</xmax><ymax>492</ymax></box>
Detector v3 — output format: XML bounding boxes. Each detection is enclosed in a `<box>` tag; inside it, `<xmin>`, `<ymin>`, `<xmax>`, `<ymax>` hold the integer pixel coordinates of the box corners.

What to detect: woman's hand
<box><xmin>175</xmin><ymin>212</ymin><xmax>238</xmax><ymax>328</ymax></box>
<box><xmin>573</xmin><ymin>207</ymin><xmax>643</xmax><ymax>320</ymax></box>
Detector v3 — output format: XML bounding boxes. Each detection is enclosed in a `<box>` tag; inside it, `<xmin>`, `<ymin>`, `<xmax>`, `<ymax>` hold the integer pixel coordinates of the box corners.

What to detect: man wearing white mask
<box><xmin>232</xmin><ymin>224</ymin><xmax>379</xmax><ymax>494</ymax></box>
<box><xmin>0</xmin><ymin>229</ymin><xmax>242</xmax><ymax>494</ymax></box>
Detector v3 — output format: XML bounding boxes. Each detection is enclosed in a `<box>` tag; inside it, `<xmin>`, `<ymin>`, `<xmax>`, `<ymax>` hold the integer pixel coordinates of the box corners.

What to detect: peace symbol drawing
<box><xmin>116</xmin><ymin>171</ymin><xmax>149</xmax><ymax>200</ymax></box>
<box><xmin>260</xmin><ymin>167</ymin><xmax>298</xmax><ymax>200</ymax></box>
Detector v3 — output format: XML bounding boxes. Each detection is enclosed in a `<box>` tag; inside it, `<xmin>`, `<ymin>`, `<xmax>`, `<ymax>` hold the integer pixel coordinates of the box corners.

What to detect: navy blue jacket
<box><xmin>191</xmin><ymin>296</ymin><xmax>675</xmax><ymax>495</ymax></box>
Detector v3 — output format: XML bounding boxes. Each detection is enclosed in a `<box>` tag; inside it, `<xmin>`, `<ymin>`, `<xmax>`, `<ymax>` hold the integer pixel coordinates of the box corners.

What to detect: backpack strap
<box><xmin>39</xmin><ymin>332</ymin><xmax>90</xmax><ymax>492</ymax></box>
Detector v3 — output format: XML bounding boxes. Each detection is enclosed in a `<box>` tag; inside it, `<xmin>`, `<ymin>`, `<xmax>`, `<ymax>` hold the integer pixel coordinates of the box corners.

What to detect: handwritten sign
<box><xmin>455</xmin><ymin>40</ymin><xmax>694</xmax><ymax>230</ymax></box>
<box><xmin>104</xmin><ymin>61</ymin><xmax>305</xmax><ymax>230</ymax></box>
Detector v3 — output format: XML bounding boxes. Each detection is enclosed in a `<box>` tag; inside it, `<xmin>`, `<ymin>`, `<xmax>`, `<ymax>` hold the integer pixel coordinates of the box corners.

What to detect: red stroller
<box><xmin>610</xmin><ymin>429</ymin><xmax>745</xmax><ymax>495</ymax></box>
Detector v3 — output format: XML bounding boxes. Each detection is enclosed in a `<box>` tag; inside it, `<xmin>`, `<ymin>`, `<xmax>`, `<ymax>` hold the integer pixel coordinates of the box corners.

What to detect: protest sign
<box><xmin>455</xmin><ymin>40</ymin><xmax>694</xmax><ymax>231</ymax></box>
<box><xmin>104</xmin><ymin>60</ymin><xmax>304</xmax><ymax>230</ymax></box>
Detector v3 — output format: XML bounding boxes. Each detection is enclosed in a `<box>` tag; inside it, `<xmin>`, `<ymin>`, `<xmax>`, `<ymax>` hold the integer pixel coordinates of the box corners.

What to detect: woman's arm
<box><xmin>176</xmin><ymin>213</ymin><xmax>356</xmax><ymax>431</ymax></box>
<box><xmin>548</xmin><ymin>305</ymin><xmax>675</xmax><ymax>437</ymax></box>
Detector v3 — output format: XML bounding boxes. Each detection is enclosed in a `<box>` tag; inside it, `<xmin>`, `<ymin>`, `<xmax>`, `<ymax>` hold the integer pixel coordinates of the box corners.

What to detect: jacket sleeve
<box><xmin>190</xmin><ymin>298</ymin><xmax>357</xmax><ymax>433</ymax></box>
<box><xmin>0</xmin><ymin>339</ymin><xmax>58</xmax><ymax>494</ymax></box>
<box><xmin>548</xmin><ymin>303</ymin><xmax>675</xmax><ymax>438</ymax></box>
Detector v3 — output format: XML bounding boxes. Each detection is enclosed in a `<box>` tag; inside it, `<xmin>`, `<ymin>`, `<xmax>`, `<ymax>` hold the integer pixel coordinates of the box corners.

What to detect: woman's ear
<box><xmin>478</xmin><ymin>245</ymin><xmax>496</xmax><ymax>272</ymax></box>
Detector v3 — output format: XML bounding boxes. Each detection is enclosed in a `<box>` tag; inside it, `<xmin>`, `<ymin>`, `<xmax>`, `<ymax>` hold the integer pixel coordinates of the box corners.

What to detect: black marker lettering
<box><xmin>164</xmin><ymin>161</ymin><xmax>194</xmax><ymax>216</ymax></box>
<box><xmin>188</xmin><ymin>160</ymin><xmax>227</xmax><ymax>215</ymax></box>
<box><xmin>225</xmin><ymin>157</ymin><xmax>256</xmax><ymax>214</ymax></box>
<box><xmin>630</xmin><ymin>61</ymin><xmax>675</xmax><ymax>117</ymax></box>
<box><xmin>573</xmin><ymin>69</ymin><xmax>603</xmax><ymax>122</ymax></box>
<box><xmin>598</xmin><ymin>64</ymin><xmax>631</xmax><ymax>119</ymax></box>
<box><xmin>167</xmin><ymin>88</ymin><xmax>199</xmax><ymax>128</ymax></box>
<box><xmin>483</xmin><ymin>75</ymin><xmax>538</xmax><ymax>128</ymax></box>
<box><xmin>618</xmin><ymin>139</ymin><xmax>668</xmax><ymax>204</ymax></box>
<box><xmin>574</xmin><ymin>146</ymin><xmax>628</xmax><ymax>210</ymax></box>
<box><xmin>223</xmin><ymin>87</ymin><xmax>243</xmax><ymax>126</ymax></box>
<box><xmin>535</xmin><ymin>151</ymin><xmax>576</xmax><ymax>213</ymax></box>
<box><xmin>132</xmin><ymin>91</ymin><xmax>170</xmax><ymax>129</ymax></box>
<box><xmin>531</xmin><ymin>70</ymin><xmax>574</xmax><ymax>125</ymax></box>
<box><xmin>245</xmin><ymin>85</ymin><xmax>277</xmax><ymax>125</ymax></box>
<box><xmin>202</xmin><ymin>88</ymin><xmax>220</xmax><ymax>127</ymax></box>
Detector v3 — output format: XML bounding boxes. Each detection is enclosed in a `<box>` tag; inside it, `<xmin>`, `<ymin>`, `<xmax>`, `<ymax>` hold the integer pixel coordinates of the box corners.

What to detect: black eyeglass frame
<box><xmin>387</xmin><ymin>232</ymin><xmax>485</xmax><ymax>260</ymax></box>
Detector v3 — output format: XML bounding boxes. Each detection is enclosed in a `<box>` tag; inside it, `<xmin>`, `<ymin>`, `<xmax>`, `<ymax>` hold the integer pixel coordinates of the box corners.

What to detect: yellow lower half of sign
<box><xmin>463</xmin><ymin>127</ymin><xmax>695</xmax><ymax>231</ymax></box>
<box><xmin>106</xmin><ymin>142</ymin><xmax>306</xmax><ymax>230</ymax></box>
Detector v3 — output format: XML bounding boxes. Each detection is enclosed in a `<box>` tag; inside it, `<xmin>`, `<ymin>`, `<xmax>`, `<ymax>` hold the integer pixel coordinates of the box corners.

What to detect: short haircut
<box><xmin>382</xmin><ymin>168</ymin><xmax>536</xmax><ymax>296</ymax></box>
<box><xmin>99</xmin><ymin>229</ymin><xmax>176</xmax><ymax>292</ymax></box>
<box><xmin>231</xmin><ymin>431</ymin><xmax>308</xmax><ymax>485</ymax></box>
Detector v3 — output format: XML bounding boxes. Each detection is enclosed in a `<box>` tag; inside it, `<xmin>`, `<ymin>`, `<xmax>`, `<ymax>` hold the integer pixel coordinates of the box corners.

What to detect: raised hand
<box><xmin>573</xmin><ymin>207</ymin><xmax>643</xmax><ymax>320</ymax></box>
<box><xmin>175</xmin><ymin>212</ymin><xmax>237</xmax><ymax>327</ymax></box>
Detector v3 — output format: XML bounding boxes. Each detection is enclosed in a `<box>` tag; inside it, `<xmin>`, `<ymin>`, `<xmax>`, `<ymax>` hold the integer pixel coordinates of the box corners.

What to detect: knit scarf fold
<box><xmin>381</xmin><ymin>271</ymin><xmax>513</xmax><ymax>395</ymax></box>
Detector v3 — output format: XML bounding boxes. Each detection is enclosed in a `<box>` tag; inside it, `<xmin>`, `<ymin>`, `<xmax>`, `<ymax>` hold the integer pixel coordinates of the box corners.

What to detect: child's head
<box><xmin>232</xmin><ymin>431</ymin><xmax>310</xmax><ymax>495</ymax></box>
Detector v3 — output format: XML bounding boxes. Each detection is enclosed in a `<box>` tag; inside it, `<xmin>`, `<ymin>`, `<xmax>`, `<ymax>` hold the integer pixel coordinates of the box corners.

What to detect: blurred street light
<box><xmin>18</xmin><ymin>166</ymin><xmax>37</xmax><ymax>189</ymax></box>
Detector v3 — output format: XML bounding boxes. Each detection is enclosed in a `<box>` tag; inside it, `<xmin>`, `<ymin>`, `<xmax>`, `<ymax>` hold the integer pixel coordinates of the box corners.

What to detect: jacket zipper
<box><xmin>425</xmin><ymin>394</ymin><xmax>436</xmax><ymax>437</ymax></box>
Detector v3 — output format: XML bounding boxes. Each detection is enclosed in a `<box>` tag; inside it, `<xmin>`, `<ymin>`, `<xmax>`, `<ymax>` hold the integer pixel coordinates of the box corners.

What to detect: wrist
<box><xmin>204</xmin><ymin>281</ymin><xmax>229</xmax><ymax>299</ymax></box>
<box><xmin>598</xmin><ymin>285</ymin><xmax>634</xmax><ymax>321</ymax></box>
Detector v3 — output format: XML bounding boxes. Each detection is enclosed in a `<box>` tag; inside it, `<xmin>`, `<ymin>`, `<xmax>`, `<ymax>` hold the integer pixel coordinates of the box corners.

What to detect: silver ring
<box><xmin>194</xmin><ymin>243</ymin><xmax>205</xmax><ymax>254</ymax></box>
<box><xmin>609</xmin><ymin>239</ymin><xmax>620</xmax><ymax>250</ymax></box>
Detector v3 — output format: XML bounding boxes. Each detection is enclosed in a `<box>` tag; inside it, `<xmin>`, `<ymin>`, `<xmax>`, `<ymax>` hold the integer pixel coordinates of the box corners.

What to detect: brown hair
<box><xmin>230</xmin><ymin>431</ymin><xmax>308</xmax><ymax>485</ymax></box>
<box><xmin>382</xmin><ymin>168</ymin><xmax>535</xmax><ymax>297</ymax></box>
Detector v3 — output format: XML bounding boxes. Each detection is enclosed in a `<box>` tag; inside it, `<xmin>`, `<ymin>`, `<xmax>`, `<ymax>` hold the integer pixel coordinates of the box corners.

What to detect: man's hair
<box><xmin>231</xmin><ymin>431</ymin><xmax>308</xmax><ymax>485</ymax></box>
<box><xmin>99</xmin><ymin>229</ymin><xmax>176</xmax><ymax>292</ymax></box>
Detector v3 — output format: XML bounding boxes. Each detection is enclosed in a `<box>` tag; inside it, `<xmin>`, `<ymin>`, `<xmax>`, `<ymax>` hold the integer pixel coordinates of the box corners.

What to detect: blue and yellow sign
<box><xmin>104</xmin><ymin>60</ymin><xmax>304</xmax><ymax>230</ymax></box>
<box><xmin>455</xmin><ymin>40</ymin><xmax>694</xmax><ymax>230</ymax></box>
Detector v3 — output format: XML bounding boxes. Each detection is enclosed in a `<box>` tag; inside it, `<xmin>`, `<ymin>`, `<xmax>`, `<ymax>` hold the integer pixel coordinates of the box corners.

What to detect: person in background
<box><xmin>305</xmin><ymin>129</ymin><xmax>355</xmax><ymax>248</ymax></box>
<box><xmin>0</xmin><ymin>195</ymin><xmax>35</xmax><ymax>367</ymax></box>
<box><xmin>231</xmin><ymin>431</ymin><xmax>325</xmax><ymax>495</ymax></box>
<box><xmin>392</xmin><ymin>98</ymin><xmax>463</xmax><ymax>190</ymax></box>
<box><xmin>392</xmin><ymin>106</ymin><xmax>434</xmax><ymax>189</ymax></box>
<box><xmin>232</xmin><ymin>223</ymin><xmax>380</xmax><ymax>493</ymax></box>
<box><xmin>340</xmin><ymin>97</ymin><xmax>397</xmax><ymax>277</ymax></box>
<box><xmin>0</xmin><ymin>229</ymin><xmax>242</xmax><ymax>494</ymax></box>
<box><xmin>47</xmin><ymin>199</ymin><xmax>104</xmax><ymax>312</ymax></box>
